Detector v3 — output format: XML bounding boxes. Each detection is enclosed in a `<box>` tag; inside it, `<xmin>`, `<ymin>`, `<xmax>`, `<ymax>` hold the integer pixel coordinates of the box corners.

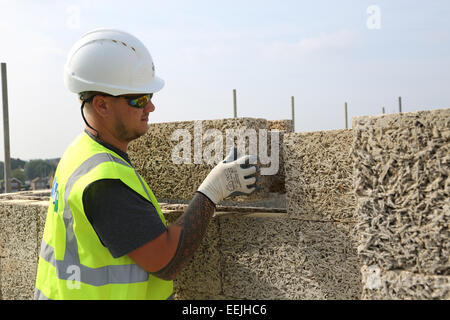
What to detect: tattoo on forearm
<box><xmin>151</xmin><ymin>192</ymin><xmax>215</xmax><ymax>280</ymax></box>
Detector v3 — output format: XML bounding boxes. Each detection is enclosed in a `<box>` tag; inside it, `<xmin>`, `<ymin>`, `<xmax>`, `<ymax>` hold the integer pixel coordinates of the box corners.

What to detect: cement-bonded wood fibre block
<box><xmin>219</xmin><ymin>216</ymin><xmax>361</xmax><ymax>299</ymax></box>
<box><xmin>0</xmin><ymin>200</ymin><xmax>48</xmax><ymax>300</ymax></box>
<box><xmin>284</xmin><ymin>129</ymin><xmax>356</xmax><ymax>222</ymax></box>
<box><xmin>353</xmin><ymin>109</ymin><xmax>450</xmax><ymax>275</ymax></box>
<box><xmin>266</xmin><ymin>120</ymin><xmax>293</xmax><ymax>194</ymax></box>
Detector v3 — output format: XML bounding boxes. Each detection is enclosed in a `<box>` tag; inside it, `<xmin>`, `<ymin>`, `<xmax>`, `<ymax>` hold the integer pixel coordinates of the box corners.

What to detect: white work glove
<box><xmin>197</xmin><ymin>147</ymin><xmax>259</xmax><ymax>205</ymax></box>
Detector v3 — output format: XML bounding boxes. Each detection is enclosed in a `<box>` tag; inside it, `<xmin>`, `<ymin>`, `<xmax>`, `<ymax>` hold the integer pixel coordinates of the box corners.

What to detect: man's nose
<box><xmin>146</xmin><ymin>100</ymin><xmax>155</xmax><ymax>112</ymax></box>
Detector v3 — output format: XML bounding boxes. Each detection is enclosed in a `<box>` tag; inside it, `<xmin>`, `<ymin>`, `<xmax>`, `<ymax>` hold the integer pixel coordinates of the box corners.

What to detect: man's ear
<box><xmin>91</xmin><ymin>95</ymin><xmax>109</xmax><ymax>117</ymax></box>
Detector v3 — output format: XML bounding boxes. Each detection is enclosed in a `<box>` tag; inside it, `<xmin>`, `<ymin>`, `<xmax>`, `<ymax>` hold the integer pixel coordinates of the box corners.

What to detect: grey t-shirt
<box><xmin>82</xmin><ymin>131</ymin><xmax>167</xmax><ymax>258</ymax></box>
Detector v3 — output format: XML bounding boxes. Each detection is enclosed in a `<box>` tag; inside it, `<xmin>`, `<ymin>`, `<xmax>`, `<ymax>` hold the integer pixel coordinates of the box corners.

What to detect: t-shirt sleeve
<box><xmin>82</xmin><ymin>179</ymin><xmax>167</xmax><ymax>258</ymax></box>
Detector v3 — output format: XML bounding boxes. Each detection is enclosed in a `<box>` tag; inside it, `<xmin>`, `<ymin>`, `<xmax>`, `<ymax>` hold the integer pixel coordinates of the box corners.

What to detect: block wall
<box><xmin>131</xmin><ymin>206</ymin><xmax>361</xmax><ymax>300</ymax></box>
<box><xmin>1</xmin><ymin>201</ymin><xmax>358</xmax><ymax>300</ymax></box>
<box><xmin>0</xmin><ymin>122</ymin><xmax>360</xmax><ymax>300</ymax></box>
<box><xmin>128</xmin><ymin>118</ymin><xmax>292</xmax><ymax>203</ymax></box>
<box><xmin>1</xmin><ymin>109</ymin><xmax>448</xmax><ymax>300</ymax></box>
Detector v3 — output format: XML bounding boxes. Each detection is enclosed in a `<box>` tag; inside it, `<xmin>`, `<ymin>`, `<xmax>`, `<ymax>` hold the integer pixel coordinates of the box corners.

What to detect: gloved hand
<box><xmin>197</xmin><ymin>147</ymin><xmax>259</xmax><ymax>205</ymax></box>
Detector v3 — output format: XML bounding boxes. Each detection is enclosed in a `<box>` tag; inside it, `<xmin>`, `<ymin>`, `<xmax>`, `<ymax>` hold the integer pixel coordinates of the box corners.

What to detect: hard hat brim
<box><xmin>65</xmin><ymin>68</ymin><xmax>165</xmax><ymax>96</ymax></box>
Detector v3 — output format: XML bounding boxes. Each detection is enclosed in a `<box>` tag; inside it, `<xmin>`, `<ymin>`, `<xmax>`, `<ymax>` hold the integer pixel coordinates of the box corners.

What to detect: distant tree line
<box><xmin>0</xmin><ymin>158</ymin><xmax>60</xmax><ymax>184</ymax></box>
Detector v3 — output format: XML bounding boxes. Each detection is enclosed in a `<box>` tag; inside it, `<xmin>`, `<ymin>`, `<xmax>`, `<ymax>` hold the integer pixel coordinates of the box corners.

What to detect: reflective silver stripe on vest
<box><xmin>43</xmin><ymin>152</ymin><xmax>149</xmax><ymax>286</ymax></box>
<box><xmin>34</xmin><ymin>287</ymin><xmax>51</xmax><ymax>300</ymax></box>
<box><xmin>39</xmin><ymin>239</ymin><xmax>149</xmax><ymax>286</ymax></box>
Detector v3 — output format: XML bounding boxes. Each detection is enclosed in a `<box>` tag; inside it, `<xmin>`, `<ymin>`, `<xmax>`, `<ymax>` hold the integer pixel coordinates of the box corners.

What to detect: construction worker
<box><xmin>34</xmin><ymin>29</ymin><xmax>258</xmax><ymax>300</ymax></box>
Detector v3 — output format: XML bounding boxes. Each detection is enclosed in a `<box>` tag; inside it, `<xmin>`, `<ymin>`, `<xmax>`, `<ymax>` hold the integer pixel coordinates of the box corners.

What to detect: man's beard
<box><xmin>114</xmin><ymin>119</ymin><xmax>145</xmax><ymax>143</ymax></box>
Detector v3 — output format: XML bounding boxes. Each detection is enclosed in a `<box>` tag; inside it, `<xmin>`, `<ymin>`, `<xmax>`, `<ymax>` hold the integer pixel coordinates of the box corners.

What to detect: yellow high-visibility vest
<box><xmin>34</xmin><ymin>132</ymin><xmax>173</xmax><ymax>300</ymax></box>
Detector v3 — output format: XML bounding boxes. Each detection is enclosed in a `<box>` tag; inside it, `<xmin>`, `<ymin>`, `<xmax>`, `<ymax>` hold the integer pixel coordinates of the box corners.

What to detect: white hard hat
<box><xmin>64</xmin><ymin>28</ymin><xmax>164</xmax><ymax>96</ymax></box>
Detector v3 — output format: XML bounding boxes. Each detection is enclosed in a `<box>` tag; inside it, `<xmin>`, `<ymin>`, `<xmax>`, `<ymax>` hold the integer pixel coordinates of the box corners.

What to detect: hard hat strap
<box><xmin>81</xmin><ymin>100</ymin><xmax>100</xmax><ymax>138</ymax></box>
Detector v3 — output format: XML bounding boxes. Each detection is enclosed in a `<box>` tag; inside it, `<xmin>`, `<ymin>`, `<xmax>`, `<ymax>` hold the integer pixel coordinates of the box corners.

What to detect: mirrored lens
<box><xmin>128</xmin><ymin>94</ymin><xmax>152</xmax><ymax>108</ymax></box>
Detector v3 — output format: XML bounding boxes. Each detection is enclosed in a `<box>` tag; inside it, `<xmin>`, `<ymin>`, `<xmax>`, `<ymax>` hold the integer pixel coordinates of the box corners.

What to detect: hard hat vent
<box><xmin>109</xmin><ymin>39</ymin><xmax>137</xmax><ymax>55</ymax></box>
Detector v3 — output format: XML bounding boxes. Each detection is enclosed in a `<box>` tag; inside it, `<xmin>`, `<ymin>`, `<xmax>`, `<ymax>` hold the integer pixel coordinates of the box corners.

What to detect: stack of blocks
<box><xmin>128</xmin><ymin>118</ymin><xmax>292</xmax><ymax>203</ymax></box>
<box><xmin>128</xmin><ymin>117</ymin><xmax>299</xmax><ymax>299</ymax></box>
<box><xmin>282</xmin><ymin>129</ymin><xmax>360</xmax><ymax>299</ymax></box>
<box><xmin>157</xmin><ymin>122</ymin><xmax>361</xmax><ymax>299</ymax></box>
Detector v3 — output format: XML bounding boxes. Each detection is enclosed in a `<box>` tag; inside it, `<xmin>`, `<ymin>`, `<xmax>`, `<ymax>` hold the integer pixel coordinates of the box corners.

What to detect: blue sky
<box><xmin>0</xmin><ymin>0</ymin><xmax>449</xmax><ymax>160</ymax></box>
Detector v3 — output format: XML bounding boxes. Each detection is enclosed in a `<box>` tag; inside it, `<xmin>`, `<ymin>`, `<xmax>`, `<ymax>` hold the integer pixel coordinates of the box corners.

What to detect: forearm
<box><xmin>150</xmin><ymin>191</ymin><xmax>215</xmax><ymax>280</ymax></box>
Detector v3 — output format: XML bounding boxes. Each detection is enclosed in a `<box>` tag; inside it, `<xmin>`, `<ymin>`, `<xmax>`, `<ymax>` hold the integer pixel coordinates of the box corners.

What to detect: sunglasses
<box><xmin>83</xmin><ymin>93</ymin><xmax>153</xmax><ymax>109</ymax></box>
<box><xmin>122</xmin><ymin>93</ymin><xmax>153</xmax><ymax>109</ymax></box>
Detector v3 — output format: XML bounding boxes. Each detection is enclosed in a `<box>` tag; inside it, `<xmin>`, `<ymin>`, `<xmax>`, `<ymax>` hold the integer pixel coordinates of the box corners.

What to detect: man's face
<box><xmin>106</xmin><ymin>94</ymin><xmax>155</xmax><ymax>143</ymax></box>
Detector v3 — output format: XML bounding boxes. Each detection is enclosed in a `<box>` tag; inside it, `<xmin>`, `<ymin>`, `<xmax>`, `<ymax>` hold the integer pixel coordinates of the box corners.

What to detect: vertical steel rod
<box><xmin>233</xmin><ymin>89</ymin><xmax>237</xmax><ymax>118</ymax></box>
<box><xmin>344</xmin><ymin>102</ymin><xmax>348</xmax><ymax>129</ymax></box>
<box><xmin>398</xmin><ymin>96</ymin><xmax>402</xmax><ymax>113</ymax></box>
<box><xmin>291</xmin><ymin>96</ymin><xmax>295</xmax><ymax>132</ymax></box>
<box><xmin>1</xmin><ymin>63</ymin><xmax>11</xmax><ymax>193</ymax></box>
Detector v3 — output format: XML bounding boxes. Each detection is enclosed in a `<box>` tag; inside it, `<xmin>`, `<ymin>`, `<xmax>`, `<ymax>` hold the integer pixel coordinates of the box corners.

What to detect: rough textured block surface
<box><xmin>284</xmin><ymin>130</ymin><xmax>356</xmax><ymax>222</ymax></box>
<box><xmin>0</xmin><ymin>200</ymin><xmax>48</xmax><ymax>300</ymax></box>
<box><xmin>164</xmin><ymin>211</ymin><xmax>222</xmax><ymax>298</ymax></box>
<box><xmin>266</xmin><ymin>120</ymin><xmax>293</xmax><ymax>194</ymax></box>
<box><xmin>353</xmin><ymin>109</ymin><xmax>450</xmax><ymax>275</ymax></box>
<box><xmin>129</xmin><ymin>118</ymin><xmax>287</xmax><ymax>203</ymax></box>
<box><xmin>361</xmin><ymin>265</ymin><xmax>449</xmax><ymax>299</ymax></box>
<box><xmin>267</xmin><ymin>120</ymin><xmax>294</xmax><ymax>133</ymax></box>
<box><xmin>173</xmin><ymin>290</ymin><xmax>230</xmax><ymax>300</ymax></box>
<box><xmin>219</xmin><ymin>216</ymin><xmax>361</xmax><ymax>299</ymax></box>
